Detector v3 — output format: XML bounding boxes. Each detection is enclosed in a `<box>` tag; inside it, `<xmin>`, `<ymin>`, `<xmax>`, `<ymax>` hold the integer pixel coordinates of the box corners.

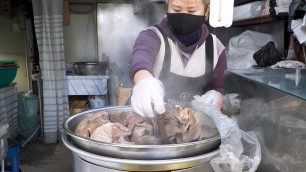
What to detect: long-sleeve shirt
<box><xmin>129</xmin><ymin>17</ymin><xmax>227</xmax><ymax>93</ymax></box>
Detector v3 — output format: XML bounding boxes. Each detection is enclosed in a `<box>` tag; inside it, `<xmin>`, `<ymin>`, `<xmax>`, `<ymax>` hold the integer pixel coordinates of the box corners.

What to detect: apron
<box><xmin>155</xmin><ymin>25</ymin><xmax>214</xmax><ymax>107</ymax></box>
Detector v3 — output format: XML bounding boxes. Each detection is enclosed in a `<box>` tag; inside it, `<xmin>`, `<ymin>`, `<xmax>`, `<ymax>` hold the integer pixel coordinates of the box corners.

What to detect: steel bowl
<box><xmin>73</xmin><ymin>62</ymin><xmax>108</xmax><ymax>75</ymax></box>
<box><xmin>63</xmin><ymin>106</ymin><xmax>220</xmax><ymax>160</ymax></box>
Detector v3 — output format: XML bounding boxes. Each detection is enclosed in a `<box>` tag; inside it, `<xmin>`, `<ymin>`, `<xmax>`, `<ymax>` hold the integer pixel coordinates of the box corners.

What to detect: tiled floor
<box><xmin>19</xmin><ymin>141</ymin><xmax>73</xmax><ymax>172</ymax></box>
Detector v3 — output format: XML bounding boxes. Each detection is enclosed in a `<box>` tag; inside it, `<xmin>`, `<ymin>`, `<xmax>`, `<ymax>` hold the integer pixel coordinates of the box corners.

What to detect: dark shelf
<box><xmin>232</xmin><ymin>13</ymin><xmax>288</xmax><ymax>27</ymax></box>
<box><xmin>234</xmin><ymin>0</ymin><xmax>259</xmax><ymax>6</ymax></box>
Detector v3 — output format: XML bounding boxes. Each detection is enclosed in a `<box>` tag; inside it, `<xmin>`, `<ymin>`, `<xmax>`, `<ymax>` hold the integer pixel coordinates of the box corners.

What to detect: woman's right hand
<box><xmin>131</xmin><ymin>76</ymin><xmax>166</xmax><ymax>118</ymax></box>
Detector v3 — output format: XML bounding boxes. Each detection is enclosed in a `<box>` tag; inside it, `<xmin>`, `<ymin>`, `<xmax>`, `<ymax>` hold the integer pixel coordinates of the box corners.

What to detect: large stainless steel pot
<box><xmin>62</xmin><ymin>132</ymin><xmax>219</xmax><ymax>171</ymax></box>
<box><xmin>63</xmin><ymin>106</ymin><xmax>220</xmax><ymax>160</ymax></box>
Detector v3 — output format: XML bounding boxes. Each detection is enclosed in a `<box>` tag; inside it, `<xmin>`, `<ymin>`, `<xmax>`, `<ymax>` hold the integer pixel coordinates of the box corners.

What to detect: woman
<box><xmin>129</xmin><ymin>0</ymin><xmax>227</xmax><ymax>117</ymax></box>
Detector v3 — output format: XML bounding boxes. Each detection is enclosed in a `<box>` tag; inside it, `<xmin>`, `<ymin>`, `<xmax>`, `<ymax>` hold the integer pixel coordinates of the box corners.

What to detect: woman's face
<box><xmin>168</xmin><ymin>0</ymin><xmax>206</xmax><ymax>16</ymax></box>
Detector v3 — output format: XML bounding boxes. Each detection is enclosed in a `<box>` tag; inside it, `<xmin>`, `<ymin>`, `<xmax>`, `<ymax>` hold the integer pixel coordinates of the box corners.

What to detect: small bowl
<box><xmin>73</xmin><ymin>62</ymin><xmax>108</xmax><ymax>75</ymax></box>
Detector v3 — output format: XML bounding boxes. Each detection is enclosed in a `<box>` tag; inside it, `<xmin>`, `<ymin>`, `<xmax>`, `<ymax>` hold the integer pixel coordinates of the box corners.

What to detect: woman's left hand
<box><xmin>200</xmin><ymin>90</ymin><xmax>223</xmax><ymax>110</ymax></box>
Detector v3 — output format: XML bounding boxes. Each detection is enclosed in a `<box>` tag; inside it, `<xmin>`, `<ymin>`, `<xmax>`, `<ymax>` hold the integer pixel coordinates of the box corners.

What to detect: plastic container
<box><xmin>0</xmin><ymin>67</ymin><xmax>18</xmax><ymax>87</ymax></box>
<box><xmin>0</xmin><ymin>60</ymin><xmax>17</xmax><ymax>64</ymax></box>
<box><xmin>88</xmin><ymin>96</ymin><xmax>106</xmax><ymax>109</ymax></box>
<box><xmin>115</xmin><ymin>85</ymin><xmax>132</xmax><ymax>106</ymax></box>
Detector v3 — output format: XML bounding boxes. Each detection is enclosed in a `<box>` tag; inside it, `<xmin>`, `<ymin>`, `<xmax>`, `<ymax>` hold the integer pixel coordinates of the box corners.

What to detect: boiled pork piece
<box><xmin>111</xmin><ymin>111</ymin><xmax>158</xmax><ymax>144</ymax></box>
<box><xmin>157</xmin><ymin>104</ymin><xmax>201</xmax><ymax>144</ymax></box>
<box><xmin>110</xmin><ymin>111</ymin><xmax>146</xmax><ymax>130</ymax></box>
<box><xmin>130</xmin><ymin>122</ymin><xmax>161</xmax><ymax>145</ymax></box>
<box><xmin>132</xmin><ymin>135</ymin><xmax>161</xmax><ymax>145</ymax></box>
<box><xmin>89</xmin><ymin>111</ymin><xmax>110</xmax><ymax>120</ymax></box>
<box><xmin>87</xmin><ymin>116</ymin><xmax>110</xmax><ymax>135</ymax></box>
<box><xmin>75</xmin><ymin>111</ymin><xmax>110</xmax><ymax>138</ymax></box>
<box><xmin>75</xmin><ymin>117</ymin><xmax>91</xmax><ymax>138</ymax></box>
<box><xmin>176</xmin><ymin>107</ymin><xmax>202</xmax><ymax>143</ymax></box>
<box><xmin>90</xmin><ymin>122</ymin><xmax>132</xmax><ymax>144</ymax></box>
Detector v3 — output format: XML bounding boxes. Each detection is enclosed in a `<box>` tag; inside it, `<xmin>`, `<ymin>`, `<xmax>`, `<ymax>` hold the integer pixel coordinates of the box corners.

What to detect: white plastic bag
<box><xmin>227</xmin><ymin>30</ymin><xmax>275</xmax><ymax>69</ymax></box>
<box><xmin>271</xmin><ymin>60</ymin><xmax>306</xmax><ymax>69</ymax></box>
<box><xmin>291</xmin><ymin>19</ymin><xmax>306</xmax><ymax>44</ymax></box>
<box><xmin>192</xmin><ymin>95</ymin><xmax>261</xmax><ymax>172</ymax></box>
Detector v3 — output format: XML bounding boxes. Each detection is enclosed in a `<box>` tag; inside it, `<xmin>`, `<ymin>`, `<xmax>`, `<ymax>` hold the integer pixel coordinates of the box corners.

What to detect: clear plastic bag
<box><xmin>227</xmin><ymin>30</ymin><xmax>275</xmax><ymax>69</ymax></box>
<box><xmin>17</xmin><ymin>91</ymin><xmax>40</xmax><ymax>140</ymax></box>
<box><xmin>192</xmin><ymin>95</ymin><xmax>261</xmax><ymax>172</ymax></box>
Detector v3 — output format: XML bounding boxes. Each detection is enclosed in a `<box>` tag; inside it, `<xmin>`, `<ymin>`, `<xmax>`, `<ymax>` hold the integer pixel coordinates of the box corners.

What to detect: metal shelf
<box><xmin>232</xmin><ymin>13</ymin><xmax>288</xmax><ymax>27</ymax></box>
<box><xmin>234</xmin><ymin>0</ymin><xmax>258</xmax><ymax>6</ymax></box>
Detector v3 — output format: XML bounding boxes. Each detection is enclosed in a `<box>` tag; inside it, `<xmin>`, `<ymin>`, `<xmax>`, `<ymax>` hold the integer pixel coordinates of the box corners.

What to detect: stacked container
<box><xmin>0</xmin><ymin>60</ymin><xmax>19</xmax><ymax>87</ymax></box>
<box><xmin>0</xmin><ymin>123</ymin><xmax>8</xmax><ymax>163</ymax></box>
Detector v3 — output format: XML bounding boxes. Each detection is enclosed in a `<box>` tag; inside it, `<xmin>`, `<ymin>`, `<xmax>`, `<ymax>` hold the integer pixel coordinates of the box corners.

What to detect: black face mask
<box><xmin>166</xmin><ymin>13</ymin><xmax>205</xmax><ymax>36</ymax></box>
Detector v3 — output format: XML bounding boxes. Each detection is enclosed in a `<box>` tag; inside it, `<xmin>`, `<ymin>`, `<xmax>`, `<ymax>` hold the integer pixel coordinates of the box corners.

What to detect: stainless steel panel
<box><xmin>97</xmin><ymin>2</ymin><xmax>166</xmax><ymax>77</ymax></box>
<box><xmin>97</xmin><ymin>2</ymin><xmax>166</xmax><ymax>106</ymax></box>
<box><xmin>97</xmin><ymin>3</ymin><xmax>148</xmax><ymax>78</ymax></box>
<box><xmin>224</xmin><ymin>69</ymin><xmax>306</xmax><ymax>172</ymax></box>
<box><xmin>147</xmin><ymin>3</ymin><xmax>166</xmax><ymax>25</ymax></box>
<box><xmin>73</xmin><ymin>153</ymin><xmax>214</xmax><ymax>172</ymax></box>
<box><xmin>73</xmin><ymin>154</ymin><xmax>125</xmax><ymax>172</ymax></box>
<box><xmin>63</xmin><ymin>106</ymin><xmax>220</xmax><ymax>160</ymax></box>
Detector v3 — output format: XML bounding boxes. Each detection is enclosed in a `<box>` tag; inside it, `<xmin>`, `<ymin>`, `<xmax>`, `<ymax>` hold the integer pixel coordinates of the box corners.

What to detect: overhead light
<box><xmin>209</xmin><ymin>0</ymin><xmax>234</xmax><ymax>28</ymax></box>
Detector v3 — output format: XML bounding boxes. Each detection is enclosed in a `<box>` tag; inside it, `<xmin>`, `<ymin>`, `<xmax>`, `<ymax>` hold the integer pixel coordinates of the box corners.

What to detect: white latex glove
<box><xmin>131</xmin><ymin>77</ymin><xmax>166</xmax><ymax>118</ymax></box>
<box><xmin>199</xmin><ymin>90</ymin><xmax>223</xmax><ymax>110</ymax></box>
